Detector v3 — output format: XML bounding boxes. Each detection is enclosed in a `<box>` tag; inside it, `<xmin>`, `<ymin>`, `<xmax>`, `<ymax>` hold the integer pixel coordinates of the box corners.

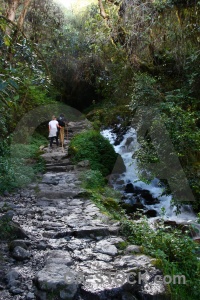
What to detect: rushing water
<box><xmin>101</xmin><ymin>127</ymin><xmax>197</xmax><ymax>224</ymax></box>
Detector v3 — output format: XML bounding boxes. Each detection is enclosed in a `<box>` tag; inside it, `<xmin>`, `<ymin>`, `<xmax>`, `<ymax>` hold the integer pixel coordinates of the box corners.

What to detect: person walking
<box><xmin>57</xmin><ymin>114</ymin><xmax>66</xmax><ymax>150</ymax></box>
<box><xmin>48</xmin><ymin>115</ymin><xmax>61</xmax><ymax>147</ymax></box>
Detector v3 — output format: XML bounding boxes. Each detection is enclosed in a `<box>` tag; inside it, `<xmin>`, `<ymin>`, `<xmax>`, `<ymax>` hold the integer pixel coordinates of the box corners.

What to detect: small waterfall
<box><xmin>101</xmin><ymin>127</ymin><xmax>197</xmax><ymax>223</ymax></box>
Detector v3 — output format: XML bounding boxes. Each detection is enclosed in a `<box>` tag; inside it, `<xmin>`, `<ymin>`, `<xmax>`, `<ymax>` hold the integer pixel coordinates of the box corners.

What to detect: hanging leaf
<box><xmin>3</xmin><ymin>35</ymin><xmax>11</xmax><ymax>46</ymax></box>
<box><xmin>0</xmin><ymin>81</ymin><xmax>7</xmax><ymax>91</ymax></box>
<box><xmin>8</xmin><ymin>79</ymin><xmax>19</xmax><ymax>89</ymax></box>
<box><xmin>13</xmin><ymin>95</ymin><xmax>20</xmax><ymax>101</ymax></box>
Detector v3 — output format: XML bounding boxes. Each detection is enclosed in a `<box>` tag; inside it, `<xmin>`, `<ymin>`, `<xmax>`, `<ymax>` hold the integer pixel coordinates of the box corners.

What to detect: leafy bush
<box><xmin>121</xmin><ymin>216</ymin><xmax>200</xmax><ymax>300</ymax></box>
<box><xmin>68</xmin><ymin>130</ymin><xmax>118</xmax><ymax>176</ymax></box>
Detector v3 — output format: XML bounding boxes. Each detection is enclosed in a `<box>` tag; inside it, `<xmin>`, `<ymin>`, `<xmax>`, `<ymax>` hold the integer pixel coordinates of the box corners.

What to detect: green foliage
<box><xmin>130</xmin><ymin>73</ymin><xmax>163</xmax><ymax>108</ymax></box>
<box><xmin>121</xmin><ymin>215</ymin><xmax>200</xmax><ymax>300</ymax></box>
<box><xmin>68</xmin><ymin>130</ymin><xmax>118</xmax><ymax>176</ymax></box>
<box><xmin>116</xmin><ymin>241</ymin><xmax>129</xmax><ymax>250</ymax></box>
<box><xmin>80</xmin><ymin>169</ymin><xmax>105</xmax><ymax>189</ymax></box>
<box><xmin>0</xmin><ymin>133</ymin><xmax>47</xmax><ymax>193</ymax></box>
<box><xmin>0</xmin><ymin>217</ymin><xmax>16</xmax><ymax>240</ymax></box>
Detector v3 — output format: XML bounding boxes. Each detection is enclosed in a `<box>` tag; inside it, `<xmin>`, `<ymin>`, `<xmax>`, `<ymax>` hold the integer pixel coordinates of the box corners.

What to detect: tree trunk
<box><xmin>98</xmin><ymin>0</ymin><xmax>109</xmax><ymax>20</ymax></box>
<box><xmin>6</xmin><ymin>0</ymin><xmax>20</xmax><ymax>22</ymax></box>
<box><xmin>17</xmin><ymin>0</ymin><xmax>32</xmax><ymax>30</ymax></box>
<box><xmin>5</xmin><ymin>0</ymin><xmax>20</xmax><ymax>34</ymax></box>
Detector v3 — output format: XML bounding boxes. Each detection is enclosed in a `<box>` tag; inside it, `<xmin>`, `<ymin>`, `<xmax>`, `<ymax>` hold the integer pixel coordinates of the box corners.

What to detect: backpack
<box><xmin>58</xmin><ymin>116</ymin><xmax>65</xmax><ymax>127</ymax></box>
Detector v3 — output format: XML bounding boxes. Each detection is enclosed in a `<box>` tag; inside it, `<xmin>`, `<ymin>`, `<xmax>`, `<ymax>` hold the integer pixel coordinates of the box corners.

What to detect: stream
<box><xmin>101</xmin><ymin>127</ymin><xmax>198</xmax><ymax>225</ymax></box>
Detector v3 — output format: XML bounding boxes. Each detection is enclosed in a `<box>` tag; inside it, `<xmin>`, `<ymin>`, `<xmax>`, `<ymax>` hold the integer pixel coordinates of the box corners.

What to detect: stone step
<box><xmin>37</xmin><ymin>190</ymin><xmax>81</xmax><ymax>199</ymax></box>
<box><xmin>45</xmin><ymin>165</ymin><xmax>74</xmax><ymax>172</ymax></box>
<box><xmin>42</xmin><ymin>225</ymin><xmax>120</xmax><ymax>239</ymax></box>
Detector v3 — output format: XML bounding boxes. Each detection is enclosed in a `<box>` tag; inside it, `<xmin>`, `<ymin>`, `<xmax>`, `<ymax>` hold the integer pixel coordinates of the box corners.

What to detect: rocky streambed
<box><xmin>0</xmin><ymin>121</ymin><xmax>170</xmax><ymax>300</ymax></box>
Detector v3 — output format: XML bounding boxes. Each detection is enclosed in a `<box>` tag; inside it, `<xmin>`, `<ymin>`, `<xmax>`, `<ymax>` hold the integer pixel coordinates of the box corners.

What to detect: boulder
<box><xmin>144</xmin><ymin>209</ymin><xmax>157</xmax><ymax>218</ymax></box>
<box><xmin>121</xmin><ymin>203</ymin><xmax>144</xmax><ymax>214</ymax></box>
<box><xmin>12</xmin><ymin>246</ymin><xmax>31</xmax><ymax>261</ymax></box>
<box><xmin>34</xmin><ymin>251</ymin><xmax>78</xmax><ymax>300</ymax></box>
<box><xmin>124</xmin><ymin>185</ymin><xmax>159</xmax><ymax>205</ymax></box>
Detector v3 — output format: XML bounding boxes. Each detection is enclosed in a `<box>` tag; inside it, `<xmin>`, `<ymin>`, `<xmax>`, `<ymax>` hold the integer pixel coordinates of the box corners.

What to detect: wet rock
<box><xmin>12</xmin><ymin>246</ymin><xmax>31</xmax><ymax>261</ymax></box>
<box><xmin>124</xmin><ymin>185</ymin><xmax>159</xmax><ymax>205</ymax></box>
<box><xmin>113</xmin><ymin>126</ymin><xmax>129</xmax><ymax>146</ymax></box>
<box><xmin>133</xmin><ymin>187</ymin><xmax>159</xmax><ymax>204</ymax></box>
<box><xmin>121</xmin><ymin>203</ymin><xmax>145</xmax><ymax>214</ymax></box>
<box><xmin>144</xmin><ymin>209</ymin><xmax>157</xmax><ymax>218</ymax></box>
<box><xmin>125</xmin><ymin>183</ymin><xmax>135</xmax><ymax>193</ymax></box>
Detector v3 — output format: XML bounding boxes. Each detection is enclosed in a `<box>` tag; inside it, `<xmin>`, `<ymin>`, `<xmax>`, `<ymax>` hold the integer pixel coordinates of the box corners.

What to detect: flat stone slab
<box><xmin>34</xmin><ymin>251</ymin><xmax>78</xmax><ymax>300</ymax></box>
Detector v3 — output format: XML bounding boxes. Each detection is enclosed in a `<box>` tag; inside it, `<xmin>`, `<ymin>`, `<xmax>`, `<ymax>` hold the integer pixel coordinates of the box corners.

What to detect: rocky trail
<box><xmin>0</xmin><ymin>121</ymin><xmax>169</xmax><ymax>300</ymax></box>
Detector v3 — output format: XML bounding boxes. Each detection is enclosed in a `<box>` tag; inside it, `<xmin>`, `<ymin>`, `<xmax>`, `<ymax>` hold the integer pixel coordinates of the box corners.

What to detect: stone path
<box><xmin>0</xmin><ymin>120</ymin><xmax>170</xmax><ymax>300</ymax></box>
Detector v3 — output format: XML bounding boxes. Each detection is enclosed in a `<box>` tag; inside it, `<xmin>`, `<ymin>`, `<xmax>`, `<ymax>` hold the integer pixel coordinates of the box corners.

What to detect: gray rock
<box><xmin>12</xmin><ymin>246</ymin><xmax>31</xmax><ymax>261</ymax></box>
<box><xmin>6</xmin><ymin>269</ymin><xmax>21</xmax><ymax>287</ymax></box>
<box><xmin>125</xmin><ymin>245</ymin><xmax>142</xmax><ymax>254</ymax></box>
<box><xmin>34</xmin><ymin>250</ymin><xmax>76</xmax><ymax>300</ymax></box>
<box><xmin>94</xmin><ymin>240</ymin><xmax>118</xmax><ymax>256</ymax></box>
<box><xmin>9</xmin><ymin>287</ymin><xmax>24</xmax><ymax>295</ymax></box>
<box><xmin>8</xmin><ymin>221</ymin><xmax>29</xmax><ymax>239</ymax></box>
<box><xmin>26</xmin><ymin>292</ymin><xmax>35</xmax><ymax>299</ymax></box>
<box><xmin>9</xmin><ymin>240</ymin><xmax>28</xmax><ymax>251</ymax></box>
<box><xmin>37</xmin><ymin>241</ymin><xmax>48</xmax><ymax>250</ymax></box>
<box><xmin>76</xmin><ymin>160</ymin><xmax>90</xmax><ymax>167</ymax></box>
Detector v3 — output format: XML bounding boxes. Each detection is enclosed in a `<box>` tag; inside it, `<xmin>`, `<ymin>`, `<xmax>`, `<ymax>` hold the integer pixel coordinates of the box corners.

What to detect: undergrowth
<box><xmin>0</xmin><ymin>132</ymin><xmax>47</xmax><ymax>193</ymax></box>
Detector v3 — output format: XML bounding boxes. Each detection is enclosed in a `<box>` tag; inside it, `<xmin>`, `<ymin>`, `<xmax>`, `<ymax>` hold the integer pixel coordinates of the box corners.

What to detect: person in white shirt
<box><xmin>48</xmin><ymin>115</ymin><xmax>61</xmax><ymax>147</ymax></box>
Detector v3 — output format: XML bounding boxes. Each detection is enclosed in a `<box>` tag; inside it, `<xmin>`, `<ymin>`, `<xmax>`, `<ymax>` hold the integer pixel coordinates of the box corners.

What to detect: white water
<box><xmin>102</xmin><ymin>128</ymin><xmax>197</xmax><ymax>224</ymax></box>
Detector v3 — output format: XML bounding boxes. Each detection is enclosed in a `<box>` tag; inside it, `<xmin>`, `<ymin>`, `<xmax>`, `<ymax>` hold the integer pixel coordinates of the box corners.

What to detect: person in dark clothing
<box><xmin>57</xmin><ymin>114</ymin><xmax>66</xmax><ymax>150</ymax></box>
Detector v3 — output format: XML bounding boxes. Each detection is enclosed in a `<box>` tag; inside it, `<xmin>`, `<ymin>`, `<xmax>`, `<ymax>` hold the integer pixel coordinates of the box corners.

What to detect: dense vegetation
<box><xmin>68</xmin><ymin>129</ymin><xmax>118</xmax><ymax>176</ymax></box>
<box><xmin>0</xmin><ymin>1</ymin><xmax>200</xmax><ymax>299</ymax></box>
